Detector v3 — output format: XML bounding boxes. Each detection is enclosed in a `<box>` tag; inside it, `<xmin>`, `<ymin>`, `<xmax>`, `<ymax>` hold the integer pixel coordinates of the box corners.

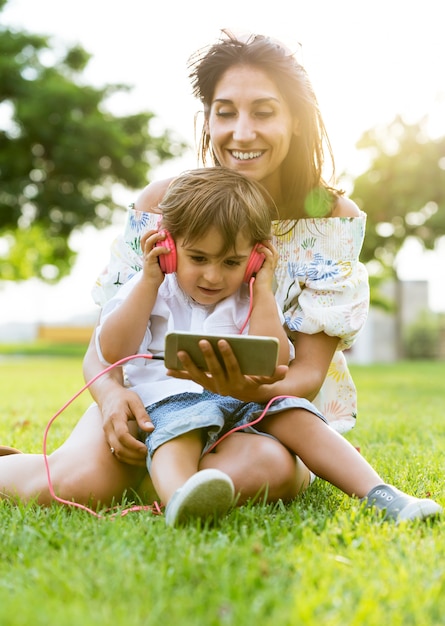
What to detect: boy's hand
<box><xmin>167</xmin><ymin>339</ymin><xmax>288</xmax><ymax>403</ymax></box>
<box><xmin>252</xmin><ymin>240</ymin><xmax>278</xmax><ymax>292</ymax></box>
<box><xmin>140</xmin><ymin>230</ymin><xmax>169</xmax><ymax>284</ymax></box>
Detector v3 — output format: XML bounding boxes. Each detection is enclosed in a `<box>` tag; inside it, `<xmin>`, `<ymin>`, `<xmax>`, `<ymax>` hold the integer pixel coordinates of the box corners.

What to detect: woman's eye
<box><xmin>215</xmin><ymin>110</ymin><xmax>236</xmax><ymax>118</ymax></box>
<box><xmin>255</xmin><ymin>110</ymin><xmax>274</xmax><ymax>118</ymax></box>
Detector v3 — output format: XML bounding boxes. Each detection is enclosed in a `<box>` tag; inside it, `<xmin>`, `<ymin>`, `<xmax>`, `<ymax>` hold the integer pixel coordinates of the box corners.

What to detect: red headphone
<box><xmin>155</xmin><ymin>230</ymin><xmax>265</xmax><ymax>283</ymax></box>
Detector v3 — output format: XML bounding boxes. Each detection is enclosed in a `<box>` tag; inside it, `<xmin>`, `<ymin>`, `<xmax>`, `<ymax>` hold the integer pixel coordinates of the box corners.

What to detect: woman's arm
<box><xmin>134</xmin><ymin>178</ymin><xmax>175</xmax><ymax>212</ymax></box>
<box><xmin>332</xmin><ymin>195</ymin><xmax>361</xmax><ymax>217</ymax></box>
<box><xmin>81</xmin><ymin>181</ymin><xmax>176</xmax><ymax>461</ymax></box>
<box><xmin>248</xmin><ymin>241</ymin><xmax>290</xmax><ymax>365</ymax></box>
<box><xmin>82</xmin><ymin>327</ymin><xmax>153</xmax><ymax>464</ymax></box>
<box><xmin>82</xmin><ymin>184</ymin><xmax>176</xmax><ymax>463</ymax></box>
<box><xmin>273</xmin><ymin>330</ymin><xmax>339</xmax><ymax>401</ymax></box>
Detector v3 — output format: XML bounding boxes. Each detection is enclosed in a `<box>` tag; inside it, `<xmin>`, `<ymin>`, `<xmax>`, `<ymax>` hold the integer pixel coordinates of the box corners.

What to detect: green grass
<box><xmin>1</xmin><ymin>356</ymin><xmax>444</xmax><ymax>625</ymax></box>
<box><xmin>0</xmin><ymin>341</ymin><xmax>89</xmax><ymax>358</ymax></box>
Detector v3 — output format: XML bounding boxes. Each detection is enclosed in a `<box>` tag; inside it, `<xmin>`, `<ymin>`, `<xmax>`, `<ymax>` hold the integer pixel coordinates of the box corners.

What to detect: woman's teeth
<box><xmin>231</xmin><ymin>151</ymin><xmax>263</xmax><ymax>160</ymax></box>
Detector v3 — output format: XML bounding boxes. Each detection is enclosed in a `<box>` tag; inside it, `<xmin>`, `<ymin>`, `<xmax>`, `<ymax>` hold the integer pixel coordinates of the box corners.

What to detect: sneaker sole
<box><xmin>395</xmin><ymin>499</ymin><xmax>443</xmax><ymax>522</ymax></box>
<box><xmin>166</xmin><ymin>469</ymin><xmax>235</xmax><ymax>527</ymax></box>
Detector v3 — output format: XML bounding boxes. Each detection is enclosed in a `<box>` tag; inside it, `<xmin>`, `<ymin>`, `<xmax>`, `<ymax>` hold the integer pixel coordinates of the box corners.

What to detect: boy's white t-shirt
<box><xmin>96</xmin><ymin>271</ymin><xmax>291</xmax><ymax>407</ymax></box>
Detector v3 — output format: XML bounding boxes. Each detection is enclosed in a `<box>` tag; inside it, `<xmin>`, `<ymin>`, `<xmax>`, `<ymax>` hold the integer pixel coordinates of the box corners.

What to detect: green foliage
<box><xmin>403</xmin><ymin>310</ymin><xmax>442</xmax><ymax>359</ymax></box>
<box><xmin>0</xmin><ymin>223</ymin><xmax>74</xmax><ymax>280</ymax></box>
<box><xmin>351</xmin><ymin>116</ymin><xmax>445</xmax><ymax>272</ymax></box>
<box><xmin>0</xmin><ymin>358</ymin><xmax>444</xmax><ymax>625</ymax></box>
<box><xmin>0</xmin><ymin>0</ymin><xmax>187</xmax><ymax>282</ymax></box>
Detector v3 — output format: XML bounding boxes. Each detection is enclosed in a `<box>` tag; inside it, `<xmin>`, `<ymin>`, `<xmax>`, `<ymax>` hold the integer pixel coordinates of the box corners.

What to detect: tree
<box><xmin>0</xmin><ymin>0</ymin><xmax>186</xmax><ymax>281</ymax></box>
<box><xmin>348</xmin><ymin>115</ymin><xmax>445</xmax><ymax>356</ymax></box>
<box><xmin>350</xmin><ymin>115</ymin><xmax>445</xmax><ymax>275</ymax></box>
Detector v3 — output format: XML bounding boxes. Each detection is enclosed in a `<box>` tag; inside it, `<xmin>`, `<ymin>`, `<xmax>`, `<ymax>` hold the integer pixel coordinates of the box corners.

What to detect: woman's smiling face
<box><xmin>207</xmin><ymin>65</ymin><xmax>299</xmax><ymax>200</ymax></box>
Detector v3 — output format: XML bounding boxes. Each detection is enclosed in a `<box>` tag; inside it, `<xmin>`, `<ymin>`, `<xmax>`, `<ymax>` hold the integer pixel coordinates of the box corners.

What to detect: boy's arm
<box><xmin>99</xmin><ymin>231</ymin><xmax>166</xmax><ymax>364</ymax></box>
<box><xmin>247</xmin><ymin>241</ymin><xmax>290</xmax><ymax>365</ymax></box>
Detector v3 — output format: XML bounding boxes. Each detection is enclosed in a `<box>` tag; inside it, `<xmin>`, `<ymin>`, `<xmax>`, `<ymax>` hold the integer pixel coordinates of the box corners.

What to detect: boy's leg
<box><xmin>259</xmin><ymin>408</ymin><xmax>442</xmax><ymax>521</ymax></box>
<box><xmin>258</xmin><ymin>408</ymin><xmax>382</xmax><ymax>498</ymax></box>
<box><xmin>149</xmin><ymin>430</ymin><xmax>235</xmax><ymax>527</ymax></box>
<box><xmin>149</xmin><ymin>430</ymin><xmax>204</xmax><ymax>504</ymax></box>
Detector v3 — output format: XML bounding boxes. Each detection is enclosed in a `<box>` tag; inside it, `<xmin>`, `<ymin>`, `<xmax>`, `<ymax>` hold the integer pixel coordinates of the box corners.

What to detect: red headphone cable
<box><xmin>42</xmin><ymin>354</ymin><xmax>164</xmax><ymax>518</ymax></box>
<box><xmin>42</xmin><ymin>277</ymin><xmax>280</xmax><ymax>518</ymax></box>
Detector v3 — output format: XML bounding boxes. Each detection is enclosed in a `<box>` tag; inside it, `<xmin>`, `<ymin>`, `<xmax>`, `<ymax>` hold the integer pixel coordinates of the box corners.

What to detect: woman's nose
<box><xmin>232</xmin><ymin>114</ymin><xmax>256</xmax><ymax>142</ymax></box>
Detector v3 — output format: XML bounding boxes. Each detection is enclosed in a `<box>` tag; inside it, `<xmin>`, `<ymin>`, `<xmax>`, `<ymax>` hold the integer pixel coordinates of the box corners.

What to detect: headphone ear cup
<box><xmin>243</xmin><ymin>243</ymin><xmax>265</xmax><ymax>283</ymax></box>
<box><xmin>155</xmin><ymin>230</ymin><xmax>177</xmax><ymax>273</ymax></box>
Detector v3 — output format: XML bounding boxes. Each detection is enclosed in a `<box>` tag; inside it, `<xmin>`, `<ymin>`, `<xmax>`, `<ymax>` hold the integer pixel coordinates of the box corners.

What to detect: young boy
<box><xmin>96</xmin><ymin>168</ymin><xmax>442</xmax><ymax>527</ymax></box>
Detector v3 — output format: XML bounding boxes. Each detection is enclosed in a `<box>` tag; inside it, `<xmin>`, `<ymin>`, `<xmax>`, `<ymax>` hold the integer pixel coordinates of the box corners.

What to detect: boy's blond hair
<box><xmin>159</xmin><ymin>168</ymin><xmax>275</xmax><ymax>255</ymax></box>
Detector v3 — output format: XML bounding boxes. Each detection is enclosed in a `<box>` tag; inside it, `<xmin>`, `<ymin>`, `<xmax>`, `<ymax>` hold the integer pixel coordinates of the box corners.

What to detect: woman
<box><xmin>1</xmin><ymin>32</ymin><xmax>440</xmax><ymax>521</ymax></box>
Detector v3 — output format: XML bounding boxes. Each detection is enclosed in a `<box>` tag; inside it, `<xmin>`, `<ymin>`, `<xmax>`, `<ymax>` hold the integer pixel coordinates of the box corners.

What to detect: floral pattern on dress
<box><xmin>92</xmin><ymin>207</ymin><xmax>370</xmax><ymax>433</ymax></box>
<box><xmin>272</xmin><ymin>217</ymin><xmax>369</xmax><ymax>354</ymax></box>
<box><xmin>92</xmin><ymin>207</ymin><xmax>158</xmax><ymax>307</ymax></box>
<box><xmin>271</xmin><ymin>216</ymin><xmax>369</xmax><ymax>430</ymax></box>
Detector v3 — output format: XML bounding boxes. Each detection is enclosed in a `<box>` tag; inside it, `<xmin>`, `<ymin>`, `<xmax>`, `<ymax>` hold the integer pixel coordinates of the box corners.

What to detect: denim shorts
<box><xmin>144</xmin><ymin>390</ymin><xmax>327</xmax><ymax>469</ymax></box>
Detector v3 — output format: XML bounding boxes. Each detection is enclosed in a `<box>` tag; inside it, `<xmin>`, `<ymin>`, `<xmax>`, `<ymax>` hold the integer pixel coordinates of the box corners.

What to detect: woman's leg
<box><xmin>0</xmin><ymin>446</ymin><xmax>23</xmax><ymax>456</ymax></box>
<box><xmin>0</xmin><ymin>404</ymin><xmax>146</xmax><ymax>506</ymax></box>
<box><xmin>198</xmin><ymin>432</ymin><xmax>311</xmax><ymax>505</ymax></box>
<box><xmin>1</xmin><ymin>416</ymin><xmax>310</xmax><ymax>508</ymax></box>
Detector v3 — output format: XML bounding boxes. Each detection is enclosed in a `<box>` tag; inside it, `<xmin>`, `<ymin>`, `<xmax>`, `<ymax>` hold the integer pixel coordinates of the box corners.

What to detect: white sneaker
<box><xmin>363</xmin><ymin>484</ymin><xmax>443</xmax><ymax>523</ymax></box>
<box><xmin>165</xmin><ymin>469</ymin><xmax>235</xmax><ymax>527</ymax></box>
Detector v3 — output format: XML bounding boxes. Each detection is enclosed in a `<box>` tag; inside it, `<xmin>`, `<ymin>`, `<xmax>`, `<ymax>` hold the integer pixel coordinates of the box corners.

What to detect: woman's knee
<box><xmin>200</xmin><ymin>433</ymin><xmax>309</xmax><ymax>504</ymax></box>
<box><xmin>246</xmin><ymin>435</ymin><xmax>307</xmax><ymax>503</ymax></box>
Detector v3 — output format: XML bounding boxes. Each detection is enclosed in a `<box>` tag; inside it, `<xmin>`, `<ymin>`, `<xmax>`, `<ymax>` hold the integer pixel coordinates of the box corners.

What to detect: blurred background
<box><xmin>1</xmin><ymin>0</ymin><xmax>444</xmax><ymax>360</ymax></box>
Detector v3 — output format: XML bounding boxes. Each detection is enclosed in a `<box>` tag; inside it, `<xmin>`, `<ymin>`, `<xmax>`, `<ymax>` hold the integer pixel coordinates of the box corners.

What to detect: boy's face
<box><xmin>175</xmin><ymin>227</ymin><xmax>253</xmax><ymax>305</ymax></box>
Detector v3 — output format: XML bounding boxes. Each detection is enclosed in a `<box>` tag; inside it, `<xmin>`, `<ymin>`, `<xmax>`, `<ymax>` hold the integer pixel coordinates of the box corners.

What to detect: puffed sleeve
<box><xmin>273</xmin><ymin>215</ymin><xmax>369</xmax><ymax>351</ymax></box>
<box><xmin>91</xmin><ymin>206</ymin><xmax>159</xmax><ymax>307</ymax></box>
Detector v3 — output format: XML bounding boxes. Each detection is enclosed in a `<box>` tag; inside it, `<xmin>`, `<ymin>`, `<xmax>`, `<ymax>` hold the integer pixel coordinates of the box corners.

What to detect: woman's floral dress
<box><xmin>92</xmin><ymin>206</ymin><xmax>369</xmax><ymax>434</ymax></box>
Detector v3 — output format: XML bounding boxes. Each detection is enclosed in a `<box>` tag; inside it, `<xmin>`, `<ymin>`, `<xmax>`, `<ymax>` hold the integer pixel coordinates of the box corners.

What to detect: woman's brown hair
<box><xmin>188</xmin><ymin>31</ymin><xmax>340</xmax><ymax>217</ymax></box>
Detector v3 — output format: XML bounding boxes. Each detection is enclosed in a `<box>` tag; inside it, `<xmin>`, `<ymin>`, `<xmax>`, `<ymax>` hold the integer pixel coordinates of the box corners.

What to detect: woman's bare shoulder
<box><xmin>133</xmin><ymin>177</ymin><xmax>176</xmax><ymax>212</ymax></box>
<box><xmin>331</xmin><ymin>195</ymin><xmax>362</xmax><ymax>218</ymax></box>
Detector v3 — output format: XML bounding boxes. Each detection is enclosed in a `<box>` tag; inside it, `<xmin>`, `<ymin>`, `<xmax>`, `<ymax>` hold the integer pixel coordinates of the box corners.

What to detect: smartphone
<box><xmin>164</xmin><ymin>331</ymin><xmax>279</xmax><ymax>376</ymax></box>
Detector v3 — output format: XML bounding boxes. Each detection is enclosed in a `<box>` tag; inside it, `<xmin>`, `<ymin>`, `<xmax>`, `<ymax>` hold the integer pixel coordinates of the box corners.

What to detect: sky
<box><xmin>1</xmin><ymin>0</ymin><xmax>445</xmax><ymax>327</ymax></box>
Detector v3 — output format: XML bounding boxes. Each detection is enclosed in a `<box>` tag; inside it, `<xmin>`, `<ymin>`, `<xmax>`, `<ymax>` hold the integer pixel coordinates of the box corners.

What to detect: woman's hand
<box><xmin>100</xmin><ymin>386</ymin><xmax>154</xmax><ymax>466</ymax></box>
<box><xmin>83</xmin><ymin>326</ymin><xmax>153</xmax><ymax>466</ymax></box>
<box><xmin>167</xmin><ymin>339</ymin><xmax>288</xmax><ymax>402</ymax></box>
